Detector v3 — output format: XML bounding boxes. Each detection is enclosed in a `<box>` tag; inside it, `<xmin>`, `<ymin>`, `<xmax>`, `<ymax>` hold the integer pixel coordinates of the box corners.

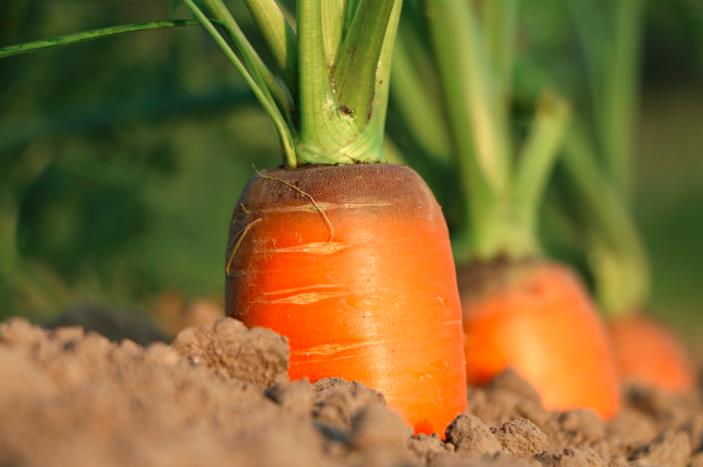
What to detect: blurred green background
<box><xmin>1</xmin><ymin>1</ymin><xmax>701</xmax><ymax>339</ymax></box>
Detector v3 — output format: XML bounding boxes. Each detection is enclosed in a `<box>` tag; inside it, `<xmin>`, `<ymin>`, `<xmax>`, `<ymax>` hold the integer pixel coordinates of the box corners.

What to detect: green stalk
<box><xmin>425</xmin><ymin>0</ymin><xmax>519</xmax><ymax>262</ymax></box>
<box><xmin>296</xmin><ymin>0</ymin><xmax>350</xmax><ymax>162</ymax></box>
<box><xmin>482</xmin><ymin>0</ymin><xmax>519</xmax><ymax>123</ymax></box>
<box><xmin>320</xmin><ymin>1</ymin><xmax>345</xmax><ymax>67</ymax></box>
<box><xmin>201</xmin><ymin>0</ymin><xmax>294</xmax><ymax>123</ymax></box>
<box><xmin>0</xmin><ymin>20</ymin><xmax>200</xmax><ymax>59</ymax></box>
<box><xmin>364</xmin><ymin>0</ymin><xmax>403</xmax><ymax>149</ymax></box>
<box><xmin>3</xmin><ymin>1</ymin><xmax>403</xmax><ymax>169</ymax></box>
<box><xmin>562</xmin><ymin>0</ymin><xmax>647</xmax><ymax>315</ymax></box>
<box><xmin>426</xmin><ymin>0</ymin><xmax>509</xmax><ymax>194</ymax></box>
<box><xmin>514</xmin><ymin>92</ymin><xmax>571</xmax><ymax>247</ymax></box>
<box><xmin>333</xmin><ymin>0</ymin><xmax>396</xmax><ymax>122</ymax></box>
<box><xmin>296</xmin><ymin>0</ymin><xmax>402</xmax><ymax>164</ymax></box>
<box><xmin>560</xmin><ymin>125</ymin><xmax>650</xmax><ymax>314</ymax></box>
<box><xmin>183</xmin><ymin>0</ymin><xmax>297</xmax><ymax>166</ymax></box>
<box><xmin>567</xmin><ymin>0</ymin><xmax>606</xmax><ymax>133</ymax></box>
<box><xmin>391</xmin><ymin>15</ymin><xmax>451</xmax><ymax>165</ymax></box>
<box><xmin>242</xmin><ymin>0</ymin><xmax>298</xmax><ymax>89</ymax></box>
<box><xmin>601</xmin><ymin>0</ymin><xmax>643</xmax><ymax>196</ymax></box>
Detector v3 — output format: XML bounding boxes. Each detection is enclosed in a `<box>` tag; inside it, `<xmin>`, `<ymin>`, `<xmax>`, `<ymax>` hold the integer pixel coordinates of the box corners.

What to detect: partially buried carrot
<box><xmin>546</xmin><ymin>0</ymin><xmax>695</xmax><ymax>395</ymax></box>
<box><xmin>609</xmin><ymin>315</ymin><xmax>694</xmax><ymax>393</ymax></box>
<box><xmin>226</xmin><ymin>164</ymin><xmax>466</xmax><ymax>434</ymax></box>
<box><xmin>182</xmin><ymin>0</ymin><xmax>467</xmax><ymax>436</ymax></box>
<box><xmin>459</xmin><ymin>261</ymin><xmax>620</xmax><ymax>418</ymax></box>
<box><xmin>389</xmin><ymin>0</ymin><xmax>620</xmax><ymax>418</ymax></box>
<box><xmin>0</xmin><ymin>0</ymin><xmax>468</xmax><ymax>435</ymax></box>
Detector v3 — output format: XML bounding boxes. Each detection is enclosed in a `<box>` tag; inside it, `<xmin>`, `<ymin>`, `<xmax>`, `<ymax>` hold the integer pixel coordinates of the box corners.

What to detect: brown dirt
<box><xmin>0</xmin><ymin>316</ymin><xmax>701</xmax><ymax>467</ymax></box>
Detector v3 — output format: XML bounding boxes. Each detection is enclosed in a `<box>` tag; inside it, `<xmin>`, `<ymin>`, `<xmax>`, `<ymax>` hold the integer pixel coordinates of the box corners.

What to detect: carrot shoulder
<box><xmin>226</xmin><ymin>164</ymin><xmax>467</xmax><ymax>435</ymax></box>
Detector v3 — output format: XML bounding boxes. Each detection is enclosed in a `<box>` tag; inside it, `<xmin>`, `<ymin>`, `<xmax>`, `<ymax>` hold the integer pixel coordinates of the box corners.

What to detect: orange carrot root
<box><xmin>225</xmin><ymin>164</ymin><xmax>467</xmax><ymax>435</ymax></box>
<box><xmin>609</xmin><ymin>315</ymin><xmax>695</xmax><ymax>394</ymax></box>
<box><xmin>459</xmin><ymin>261</ymin><xmax>620</xmax><ymax>419</ymax></box>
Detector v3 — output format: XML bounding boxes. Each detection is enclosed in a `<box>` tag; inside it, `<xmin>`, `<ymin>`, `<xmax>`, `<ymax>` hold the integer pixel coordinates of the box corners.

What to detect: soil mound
<box><xmin>0</xmin><ymin>317</ymin><xmax>700</xmax><ymax>467</ymax></box>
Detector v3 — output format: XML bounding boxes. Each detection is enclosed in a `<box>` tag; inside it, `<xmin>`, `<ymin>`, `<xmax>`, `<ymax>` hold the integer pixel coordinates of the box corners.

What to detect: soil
<box><xmin>0</xmin><ymin>316</ymin><xmax>701</xmax><ymax>467</ymax></box>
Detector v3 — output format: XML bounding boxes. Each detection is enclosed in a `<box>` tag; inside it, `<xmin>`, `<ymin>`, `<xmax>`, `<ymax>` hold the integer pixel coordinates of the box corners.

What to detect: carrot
<box><xmin>226</xmin><ymin>164</ymin><xmax>466</xmax><ymax>434</ymax></box>
<box><xmin>547</xmin><ymin>0</ymin><xmax>694</xmax><ymax>394</ymax></box>
<box><xmin>459</xmin><ymin>261</ymin><xmax>620</xmax><ymax>418</ymax></box>
<box><xmin>608</xmin><ymin>315</ymin><xmax>694</xmax><ymax>393</ymax></box>
<box><xmin>1</xmin><ymin>0</ymin><xmax>468</xmax><ymax>435</ymax></box>
<box><xmin>184</xmin><ymin>0</ymin><xmax>467</xmax><ymax>435</ymax></box>
<box><xmin>389</xmin><ymin>0</ymin><xmax>621</xmax><ymax>418</ymax></box>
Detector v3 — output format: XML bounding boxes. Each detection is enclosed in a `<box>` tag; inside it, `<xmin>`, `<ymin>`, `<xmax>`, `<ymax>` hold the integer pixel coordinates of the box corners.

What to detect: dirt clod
<box><xmin>447</xmin><ymin>413</ymin><xmax>504</xmax><ymax>455</ymax></box>
<box><xmin>493</xmin><ymin>418</ymin><xmax>549</xmax><ymax>458</ymax></box>
<box><xmin>172</xmin><ymin>317</ymin><xmax>288</xmax><ymax>388</ymax></box>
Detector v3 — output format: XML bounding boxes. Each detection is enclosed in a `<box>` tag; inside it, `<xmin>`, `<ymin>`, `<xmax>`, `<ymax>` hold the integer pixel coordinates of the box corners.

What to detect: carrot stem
<box><xmin>296</xmin><ymin>0</ymin><xmax>402</xmax><ymax>165</ymax></box>
<box><xmin>332</xmin><ymin>0</ymin><xmax>396</xmax><ymax>124</ymax></box>
<box><xmin>559</xmin><ymin>124</ymin><xmax>650</xmax><ymax>315</ymax></box>
<box><xmin>0</xmin><ymin>20</ymin><xmax>200</xmax><ymax>59</ymax></box>
<box><xmin>184</xmin><ymin>0</ymin><xmax>297</xmax><ymax>167</ymax></box>
<box><xmin>557</xmin><ymin>0</ymin><xmax>647</xmax><ymax>315</ymax></box>
<box><xmin>241</xmin><ymin>0</ymin><xmax>298</xmax><ymax>91</ymax></box>
<box><xmin>601</xmin><ymin>0</ymin><xmax>644</xmax><ymax>197</ymax></box>
<box><xmin>416</xmin><ymin>0</ymin><xmax>568</xmax><ymax>263</ymax></box>
<box><xmin>482</xmin><ymin>0</ymin><xmax>519</xmax><ymax>126</ymax></box>
<box><xmin>514</xmin><ymin>92</ymin><xmax>571</xmax><ymax>242</ymax></box>
<box><xmin>391</xmin><ymin>15</ymin><xmax>452</xmax><ymax>166</ymax></box>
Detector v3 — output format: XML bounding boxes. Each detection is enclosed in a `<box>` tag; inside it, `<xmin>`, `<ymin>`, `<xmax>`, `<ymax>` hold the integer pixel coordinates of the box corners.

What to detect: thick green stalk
<box><xmin>425</xmin><ymin>0</ymin><xmax>515</xmax><ymax>262</ymax></box>
<box><xmin>0</xmin><ymin>20</ymin><xmax>199</xmax><ymax>59</ymax></box>
<box><xmin>296</xmin><ymin>0</ymin><xmax>402</xmax><ymax>164</ymax></box>
<box><xmin>296</xmin><ymin>0</ymin><xmax>351</xmax><ymax>163</ymax></box>
<box><xmin>333</xmin><ymin>0</ymin><xmax>396</xmax><ymax>122</ymax></box>
<box><xmin>365</xmin><ymin>0</ymin><xmax>403</xmax><ymax>149</ymax></box>
<box><xmin>242</xmin><ymin>0</ymin><xmax>298</xmax><ymax>89</ymax></box>
<box><xmin>482</xmin><ymin>0</ymin><xmax>519</xmax><ymax>125</ymax></box>
<box><xmin>321</xmin><ymin>0</ymin><xmax>345</xmax><ymax>67</ymax></box>
<box><xmin>426</xmin><ymin>0</ymin><xmax>509</xmax><ymax>194</ymax></box>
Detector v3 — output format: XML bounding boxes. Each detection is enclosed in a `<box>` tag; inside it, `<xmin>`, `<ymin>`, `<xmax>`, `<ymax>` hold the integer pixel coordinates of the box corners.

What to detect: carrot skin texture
<box><xmin>609</xmin><ymin>314</ymin><xmax>694</xmax><ymax>393</ymax></box>
<box><xmin>459</xmin><ymin>261</ymin><xmax>621</xmax><ymax>419</ymax></box>
<box><xmin>225</xmin><ymin>164</ymin><xmax>467</xmax><ymax>435</ymax></box>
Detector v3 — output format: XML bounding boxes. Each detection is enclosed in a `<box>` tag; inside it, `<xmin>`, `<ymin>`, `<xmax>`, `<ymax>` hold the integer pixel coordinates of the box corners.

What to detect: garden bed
<box><xmin>0</xmin><ymin>317</ymin><xmax>699</xmax><ymax>467</ymax></box>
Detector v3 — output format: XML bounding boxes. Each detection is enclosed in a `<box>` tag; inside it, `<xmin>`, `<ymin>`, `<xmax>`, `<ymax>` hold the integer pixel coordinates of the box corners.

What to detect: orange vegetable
<box><xmin>609</xmin><ymin>315</ymin><xmax>694</xmax><ymax>393</ymax></box>
<box><xmin>226</xmin><ymin>164</ymin><xmax>467</xmax><ymax>435</ymax></box>
<box><xmin>460</xmin><ymin>261</ymin><xmax>620</xmax><ymax>419</ymax></box>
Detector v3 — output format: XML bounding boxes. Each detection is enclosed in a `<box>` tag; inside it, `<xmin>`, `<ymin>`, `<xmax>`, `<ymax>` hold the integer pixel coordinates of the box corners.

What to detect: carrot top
<box><xmin>389</xmin><ymin>0</ymin><xmax>571</xmax><ymax>264</ymax></box>
<box><xmin>544</xmin><ymin>0</ymin><xmax>649</xmax><ymax>316</ymax></box>
<box><xmin>183</xmin><ymin>0</ymin><xmax>402</xmax><ymax>167</ymax></box>
<box><xmin>1</xmin><ymin>1</ymin><xmax>403</xmax><ymax>168</ymax></box>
